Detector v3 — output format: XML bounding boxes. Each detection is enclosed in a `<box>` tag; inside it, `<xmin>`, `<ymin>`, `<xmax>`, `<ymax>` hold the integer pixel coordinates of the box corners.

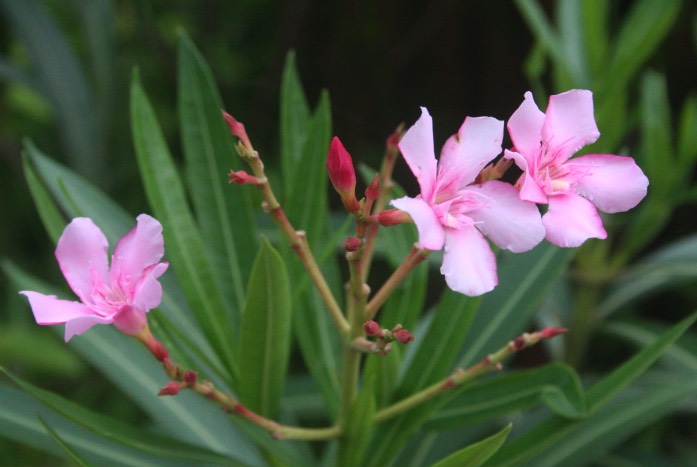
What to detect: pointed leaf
<box><xmin>432</xmin><ymin>424</ymin><xmax>512</xmax><ymax>467</ymax></box>
<box><xmin>130</xmin><ymin>72</ymin><xmax>237</xmax><ymax>381</ymax></box>
<box><xmin>178</xmin><ymin>32</ymin><xmax>258</xmax><ymax>330</ymax></box>
<box><xmin>37</xmin><ymin>415</ymin><xmax>90</xmax><ymax>467</ymax></box>
<box><xmin>280</xmin><ymin>51</ymin><xmax>311</xmax><ymax>184</ymax></box>
<box><xmin>237</xmin><ymin>239</ymin><xmax>292</xmax><ymax>419</ymax></box>
<box><xmin>337</xmin><ymin>377</ymin><xmax>377</xmax><ymax>467</ymax></box>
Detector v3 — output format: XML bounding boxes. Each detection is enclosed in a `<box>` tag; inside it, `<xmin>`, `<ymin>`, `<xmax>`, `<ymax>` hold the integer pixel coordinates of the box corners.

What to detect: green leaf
<box><xmin>457</xmin><ymin>243</ymin><xmax>574</xmax><ymax>368</ymax></box>
<box><xmin>22</xmin><ymin>151</ymin><xmax>66</xmax><ymax>242</ymax></box>
<box><xmin>426</xmin><ymin>363</ymin><xmax>587</xmax><ymax>430</ymax></box>
<box><xmin>237</xmin><ymin>239</ymin><xmax>292</xmax><ymax>419</ymax></box>
<box><xmin>677</xmin><ymin>94</ymin><xmax>697</xmax><ymax>170</ymax></box>
<box><xmin>605</xmin><ymin>0</ymin><xmax>681</xmax><ymax>93</ymax></box>
<box><xmin>37</xmin><ymin>415</ymin><xmax>90</xmax><ymax>467</ymax></box>
<box><xmin>280</xmin><ymin>51</ymin><xmax>311</xmax><ymax>185</ymax></box>
<box><xmin>130</xmin><ymin>71</ymin><xmax>237</xmax><ymax>382</ymax></box>
<box><xmin>556</xmin><ymin>0</ymin><xmax>590</xmax><ymax>88</ymax></box>
<box><xmin>177</xmin><ymin>31</ymin><xmax>258</xmax><ymax>330</ymax></box>
<box><xmin>431</xmin><ymin>424</ymin><xmax>512</xmax><ymax>467</ymax></box>
<box><xmin>337</xmin><ymin>377</ymin><xmax>377</xmax><ymax>467</ymax></box>
<box><xmin>486</xmin><ymin>311</ymin><xmax>697</xmax><ymax>466</ymax></box>
<box><xmin>0</xmin><ymin>0</ymin><xmax>103</xmax><ymax>180</ymax></box>
<box><xmin>2</xmin><ymin>369</ymin><xmax>238</xmax><ymax>464</ymax></box>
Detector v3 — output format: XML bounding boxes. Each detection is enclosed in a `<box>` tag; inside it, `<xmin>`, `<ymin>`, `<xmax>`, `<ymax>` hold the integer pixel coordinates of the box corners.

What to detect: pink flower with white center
<box><xmin>505</xmin><ymin>90</ymin><xmax>649</xmax><ymax>247</ymax></box>
<box><xmin>21</xmin><ymin>214</ymin><xmax>169</xmax><ymax>342</ymax></box>
<box><xmin>392</xmin><ymin>108</ymin><xmax>545</xmax><ymax>296</ymax></box>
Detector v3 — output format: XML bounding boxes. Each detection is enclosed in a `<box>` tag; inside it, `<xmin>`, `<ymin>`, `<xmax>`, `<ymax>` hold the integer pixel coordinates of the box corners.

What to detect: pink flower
<box><xmin>392</xmin><ymin>108</ymin><xmax>545</xmax><ymax>296</ymax></box>
<box><xmin>21</xmin><ymin>214</ymin><xmax>169</xmax><ymax>342</ymax></box>
<box><xmin>505</xmin><ymin>90</ymin><xmax>649</xmax><ymax>247</ymax></box>
<box><xmin>326</xmin><ymin>136</ymin><xmax>361</xmax><ymax>213</ymax></box>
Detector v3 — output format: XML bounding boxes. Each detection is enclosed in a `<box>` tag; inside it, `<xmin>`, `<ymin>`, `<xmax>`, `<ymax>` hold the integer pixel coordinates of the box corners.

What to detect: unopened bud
<box><xmin>228</xmin><ymin>170</ymin><xmax>261</xmax><ymax>185</ymax></box>
<box><xmin>327</xmin><ymin>137</ymin><xmax>360</xmax><ymax>213</ymax></box>
<box><xmin>539</xmin><ymin>327</ymin><xmax>569</xmax><ymax>340</ymax></box>
<box><xmin>378</xmin><ymin>209</ymin><xmax>412</xmax><ymax>226</ymax></box>
<box><xmin>222</xmin><ymin>110</ymin><xmax>253</xmax><ymax>150</ymax></box>
<box><xmin>344</xmin><ymin>236</ymin><xmax>361</xmax><ymax>252</ymax></box>
<box><xmin>158</xmin><ymin>381</ymin><xmax>181</xmax><ymax>396</ymax></box>
<box><xmin>183</xmin><ymin>371</ymin><xmax>198</xmax><ymax>385</ymax></box>
<box><xmin>363</xmin><ymin>320</ymin><xmax>382</xmax><ymax>337</ymax></box>
<box><xmin>393</xmin><ymin>329</ymin><xmax>414</xmax><ymax>344</ymax></box>
<box><xmin>365</xmin><ymin>174</ymin><xmax>380</xmax><ymax>201</ymax></box>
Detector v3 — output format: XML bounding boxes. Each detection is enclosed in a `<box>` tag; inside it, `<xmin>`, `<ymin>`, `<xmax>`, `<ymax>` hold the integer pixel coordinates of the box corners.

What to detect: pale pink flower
<box><xmin>392</xmin><ymin>108</ymin><xmax>545</xmax><ymax>296</ymax></box>
<box><xmin>505</xmin><ymin>90</ymin><xmax>649</xmax><ymax>247</ymax></box>
<box><xmin>21</xmin><ymin>214</ymin><xmax>168</xmax><ymax>341</ymax></box>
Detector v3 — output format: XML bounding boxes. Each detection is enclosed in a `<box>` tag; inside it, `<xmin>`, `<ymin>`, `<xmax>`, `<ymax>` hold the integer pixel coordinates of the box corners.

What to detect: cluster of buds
<box><xmin>362</xmin><ymin>320</ymin><xmax>414</xmax><ymax>355</ymax></box>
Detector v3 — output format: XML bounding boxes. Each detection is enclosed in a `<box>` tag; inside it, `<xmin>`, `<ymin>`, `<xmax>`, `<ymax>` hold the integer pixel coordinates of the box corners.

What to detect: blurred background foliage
<box><xmin>1</xmin><ymin>0</ymin><xmax>697</xmax><ymax>464</ymax></box>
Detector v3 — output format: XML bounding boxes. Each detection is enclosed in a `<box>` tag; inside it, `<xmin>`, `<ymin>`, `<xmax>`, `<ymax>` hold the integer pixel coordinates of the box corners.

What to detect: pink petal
<box><xmin>65</xmin><ymin>315</ymin><xmax>114</xmax><ymax>342</ymax></box>
<box><xmin>465</xmin><ymin>181</ymin><xmax>545</xmax><ymax>252</ymax></box>
<box><xmin>543</xmin><ymin>193</ymin><xmax>607</xmax><ymax>247</ymax></box>
<box><xmin>132</xmin><ymin>262</ymin><xmax>169</xmax><ymax>312</ymax></box>
<box><xmin>390</xmin><ymin>196</ymin><xmax>445</xmax><ymax>250</ymax></box>
<box><xmin>437</xmin><ymin>116</ymin><xmax>504</xmax><ymax>193</ymax></box>
<box><xmin>55</xmin><ymin>218</ymin><xmax>109</xmax><ymax>304</ymax></box>
<box><xmin>440</xmin><ymin>227</ymin><xmax>498</xmax><ymax>296</ymax></box>
<box><xmin>507</xmin><ymin>91</ymin><xmax>546</xmax><ymax>158</ymax></box>
<box><xmin>541</xmin><ymin>90</ymin><xmax>600</xmax><ymax>162</ymax></box>
<box><xmin>112</xmin><ymin>305</ymin><xmax>147</xmax><ymax>336</ymax></box>
<box><xmin>398</xmin><ymin>107</ymin><xmax>438</xmax><ymax>201</ymax></box>
<box><xmin>564</xmin><ymin>154</ymin><xmax>649</xmax><ymax>213</ymax></box>
<box><xmin>111</xmin><ymin>214</ymin><xmax>165</xmax><ymax>294</ymax></box>
<box><xmin>504</xmin><ymin>149</ymin><xmax>548</xmax><ymax>204</ymax></box>
<box><xmin>19</xmin><ymin>291</ymin><xmax>94</xmax><ymax>325</ymax></box>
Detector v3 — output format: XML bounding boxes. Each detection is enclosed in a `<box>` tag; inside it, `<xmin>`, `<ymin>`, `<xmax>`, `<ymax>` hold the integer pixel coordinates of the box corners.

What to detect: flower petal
<box><xmin>465</xmin><ymin>181</ymin><xmax>545</xmax><ymax>252</ymax></box>
<box><xmin>437</xmin><ymin>116</ymin><xmax>504</xmax><ymax>194</ymax></box>
<box><xmin>440</xmin><ymin>227</ymin><xmax>498</xmax><ymax>296</ymax></box>
<box><xmin>111</xmin><ymin>214</ymin><xmax>165</xmax><ymax>295</ymax></box>
<box><xmin>19</xmin><ymin>291</ymin><xmax>94</xmax><ymax>325</ymax></box>
<box><xmin>507</xmin><ymin>91</ymin><xmax>545</xmax><ymax>158</ymax></box>
<box><xmin>399</xmin><ymin>107</ymin><xmax>438</xmax><ymax>201</ymax></box>
<box><xmin>390</xmin><ymin>196</ymin><xmax>445</xmax><ymax>250</ymax></box>
<box><xmin>132</xmin><ymin>262</ymin><xmax>169</xmax><ymax>312</ymax></box>
<box><xmin>543</xmin><ymin>193</ymin><xmax>607</xmax><ymax>247</ymax></box>
<box><xmin>55</xmin><ymin>218</ymin><xmax>109</xmax><ymax>304</ymax></box>
<box><xmin>564</xmin><ymin>154</ymin><xmax>649</xmax><ymax>213</ymax></box>
<box><xmin>541</xmin><ymin>90</ymin><xmax>600</xmax><ymax>162</ymax></box>
<box><xmin>65</xmin><ymin>315</ymin><xmax>114</xmax><ymax>342</ymax></box>
<box><xmin>504</xmin><ymin>149</ymin><xmax>548</xmax><ymax>204</ymax></box>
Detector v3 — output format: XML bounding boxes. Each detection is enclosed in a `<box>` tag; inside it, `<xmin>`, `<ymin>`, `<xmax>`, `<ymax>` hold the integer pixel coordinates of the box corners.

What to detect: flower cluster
<box><xmin>328</xmin><ymin>90</ymin><xmax>648</xmax><ymax>296</ymax></box>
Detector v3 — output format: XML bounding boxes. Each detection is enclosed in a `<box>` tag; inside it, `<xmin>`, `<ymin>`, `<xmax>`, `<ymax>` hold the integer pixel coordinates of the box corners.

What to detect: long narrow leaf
<box><xmin>431</xmin><ymin>424</ymin><xmax>512</xmax><ymax>467</ymax></box>
<box><xmin>131</xmin><ymin>72</ymin><xmax>237</xmax><ymax>382</ymax></box>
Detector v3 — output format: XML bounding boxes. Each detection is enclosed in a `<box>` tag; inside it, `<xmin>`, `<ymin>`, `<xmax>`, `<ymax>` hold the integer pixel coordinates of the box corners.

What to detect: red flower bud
<box><xmin>327</xmin><ymin>137</ymin><xmax>360</xmax><ymax>212</ymax></box>
<box><xmin>158</xmin><ymin>381</ymin><xmax>181</xmax><ymax>396</ymax></box>
<box><xmin>378</xmin><ymin>209</ymin><xmax>412</xmax><ymax>226</ymax></box>
<box><xmin>539</xmin><ymin>327</ymin><xmax>569</xmax><ymax>340</ymax></box>
<box><xmin>393</xmin><ymin>329</ymin><xmax>414</xmax><ymax>344</ymax></box>
<box><xmin>183</xmin><ymin>371</ymin><xmax>198</xmax><ymax>385</ymax></box>
<box><xmin>228</xmin><ymin>170</ymin><xmax>261</xmax><ymax>185</ymax></box>
<box><xmin>222</xmin><ymin>110</ymin><xmax>253</xmax><ymax>150</ymax></box>
<box><xmin>363</xmin><ymin>320</ymin><xmax>382</xmax><ymax>337</ymax></box>
<box><xmin>365</xmin><ymin>174</ymin><xmax>380</xmax><ymax>201</ymax></box>
<box><xmin>344</xmin><ymin>236</ymin><xmax>361</xmax><ymax>252</ymax></box>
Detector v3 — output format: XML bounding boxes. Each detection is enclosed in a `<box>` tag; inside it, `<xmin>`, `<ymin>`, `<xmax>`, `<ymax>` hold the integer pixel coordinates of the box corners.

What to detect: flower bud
<box><xmin>344</xmin><ymin>236</ymin><xmax>361</xmax><ymax>252</ymax></box>
<box><xmin>363</xmin><ymin>320</ymin><xmax>382</xmax><ymax>337</ymax></box>
<box><xmin>378</xmin><ymin>209</ymin><xmax>412</xmax><ymax>226</ymax></box>
<box><xmin>327</xmin><ymin>137</ymin><xmax>360</xmax><ymax>213</ymax></box>
<box><xmin>183</xmin><ymin>370</ymin><xmax>198</xmax><ymax>385</ymax></box>
<box><xmin>539</xmin><ymin>327</ymin><xmax>569</xmax><ymax>340</ymax></box>
<box><xmin>158</xmin><ymin>381</ymin><xmax>181</xmax><ymax>396</ymax></box>
<box><xmin>228</xmin><ymin>170</ymin><xmax>261</xmax><ymax>185</ymax></box>
<box><xmin>222</xmin><ymin>110</ymin><xmax>253</xmax><ymax>150</ymax></box>
<box><xmin>393</xmin><ymin>329</ymin><xmax>414</xmax><ymax>344</ymax></box>
<box><xmin>365</xmin><ymin>174</ymin><xmax>380</xmax><ymax>201</ymax></box>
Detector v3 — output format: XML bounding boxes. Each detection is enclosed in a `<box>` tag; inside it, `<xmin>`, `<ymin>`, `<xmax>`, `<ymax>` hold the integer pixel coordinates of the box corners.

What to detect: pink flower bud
<box><xmin>327</xmin><ymin>137</ymin><xmax>360</xmax><ymax>213</ymax></box>
<box><xmin>344</xmin><ymin>236</ymin><xmax>361</xmax><ymax>252</ymax></box>
<box><xmin>158</xmin><ymin>381</ymin><xmax>181</xmax><ymax>396</ymax></box>
<box><xmin>378</xmin><ymin>209</ymin><xmax>412</xmax><ymax>226</ymax></box>
<box><xmin>539</xmin><ymin>327</ymin><xmax>569</xmax><ymax>339</ymax></box>
<box><xmin>365</xmin><ymin>174</ymin><xmax>380</xmax><ymax>201</ymax></box>
<box><xmin>222</xmin><ymin>110</ymin><xmax>253</xmax><ymax>150</ymax></box>
<box><xmin>394</xmin><ymin>329</ymin><xmax>414</xmax><ymax>344</ymax></box>
<box><xmin>363</xmin><ymin>320</ymin><xmax>381</xmax><ymax>337</ymax></box>
<box><xmin>228</xmin><ymin>170</ymin><xmax>261</xmax><ymax>185</ymax></box>
<box><xmin>183</xmin><ymin>371</ymin><xmax>198</xmax><ymax>385</ymax></box>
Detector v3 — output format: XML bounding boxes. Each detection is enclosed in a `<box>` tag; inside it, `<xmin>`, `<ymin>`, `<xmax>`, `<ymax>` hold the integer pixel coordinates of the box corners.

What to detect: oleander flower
<box><xmin>21</xmin><ymin>214</ymin><xmax>168</xmax><ymax>341</ymax></box>
<box><xmin>505</xmin><ymin>90</ymin><xmax>649</xmax><ymax>247</ymax></box>
<box><xmin>392</xmin><ymin>108</ymin><xmax>544</xmax><ymax>296</ymax></box>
